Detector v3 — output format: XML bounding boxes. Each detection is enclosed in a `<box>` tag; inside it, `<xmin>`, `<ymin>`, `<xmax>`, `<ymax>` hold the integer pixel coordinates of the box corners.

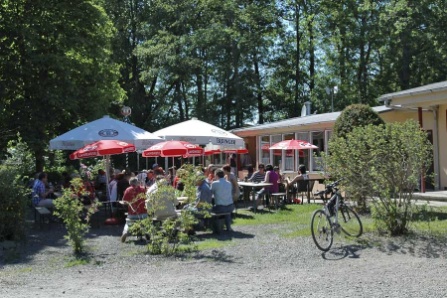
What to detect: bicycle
<box><xmin>310</xmin><ymin>179</ymin><xmax>363</xmax><ymax>251</ymax></box>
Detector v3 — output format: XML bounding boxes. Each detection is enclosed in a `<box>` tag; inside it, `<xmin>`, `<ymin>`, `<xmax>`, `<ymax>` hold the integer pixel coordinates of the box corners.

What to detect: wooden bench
<box><xmin>210</xmin><ymin>212</ymin><xmax>232</xmax><ymax>234</ymax></box>
<box><xmin>270</xmin><ymin>193</ymin><xmax>287</xmax><ymax>210</ymax></box>
<box><xmin>34</xmin><ymin>207</ymin><xmax>51</xmax><ymax>228</ymax></box>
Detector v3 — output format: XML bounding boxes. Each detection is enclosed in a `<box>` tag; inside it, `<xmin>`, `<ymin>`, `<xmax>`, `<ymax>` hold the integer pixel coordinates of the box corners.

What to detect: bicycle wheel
<box><xmin>338</xmin><ymin>205</ymin><xmax>363</xmax><ymax>237</ymax></box>
<box><xmin>311</xmin><ymin>209</ymin><xmax>333</xmax><ymax>252</ymax></box>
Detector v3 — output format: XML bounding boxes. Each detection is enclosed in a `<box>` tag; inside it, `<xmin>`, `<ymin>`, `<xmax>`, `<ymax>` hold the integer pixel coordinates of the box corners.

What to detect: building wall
<box><xmin>437</xmin><ymin>104</ymin><xmax>447</xmax><ymax>189</ymax></box>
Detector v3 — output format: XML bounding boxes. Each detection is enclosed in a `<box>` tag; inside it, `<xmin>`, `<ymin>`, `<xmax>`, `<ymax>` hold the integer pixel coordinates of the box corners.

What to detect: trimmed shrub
<box><xmin>324</xmin><ymin>120</ymin><xmax>432</xmax><ymax>235</ymax></box>
<box><xmin>333</xmin><ymin>104</ymin><xmax>384</xmax><ymax>139</ymax></box>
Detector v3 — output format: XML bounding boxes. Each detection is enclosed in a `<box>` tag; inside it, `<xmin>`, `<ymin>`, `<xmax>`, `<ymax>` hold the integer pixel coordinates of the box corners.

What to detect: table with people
<box><xmin>28</xmin><ymin>160</ymin><xmax>323</xmax><ymax>242</ymax></box>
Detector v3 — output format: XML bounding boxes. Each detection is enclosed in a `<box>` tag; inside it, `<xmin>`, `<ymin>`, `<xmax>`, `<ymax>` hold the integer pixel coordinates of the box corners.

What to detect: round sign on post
<box><xmin>121</xmin><ymin>106</ymin><xmax>132</xmax><ymax>168</ymax></box>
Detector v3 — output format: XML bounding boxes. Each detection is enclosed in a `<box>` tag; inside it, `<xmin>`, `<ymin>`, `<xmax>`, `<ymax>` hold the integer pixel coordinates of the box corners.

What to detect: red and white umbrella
<box><xmin>262</xmin><ymin>143</ymin><xmax>304</xmax><ymax>157</ymax></box>
<box><xmin>69</xmin><ymin>140</ymin><xmax>136</xmax><ymax>160</ymax></box>
<box><xmin>142</xmin><ymin>140</ymin><xmax>203</xmax><ymax>158</ymax></box>
<box><xmin>269</xmin><ymin>139</ymin><xmax>318</xmax><ymax>150</ymax></box>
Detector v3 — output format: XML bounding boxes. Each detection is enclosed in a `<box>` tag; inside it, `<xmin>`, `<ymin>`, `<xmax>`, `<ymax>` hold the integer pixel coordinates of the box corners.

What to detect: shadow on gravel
<box><xmin>355</xmin><ymin>234</ymin><xmax>447</xmax><ymax>259</ymax></box>
<box><xmin>1</xmin><ymin>213</ymin><xmax>124</xmax><ymax>266</ymax></box>
<box><xmin>196</xmin><ymin>230</ymin><xmax>255</xmax><ymax>241</ymax></box>
<box><xmin>322</xmin><ymin>244</ymin><xmax>365</xmax><ymax>261</ymax></box>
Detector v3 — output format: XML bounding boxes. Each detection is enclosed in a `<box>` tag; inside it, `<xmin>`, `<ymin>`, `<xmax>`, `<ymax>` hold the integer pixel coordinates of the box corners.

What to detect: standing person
<box><xmin>211</xmin><ymin>169</ymin><xmax>234</xmax><ymax>232</ymax></box>
<box><xmin>117</xmin><ymin>172</ymin><xmax>131</xmax><ymax>201</ymax></box>
<box><xmin>120</xmin><ymin>177</ymin><xmax>147</xmax><ymax>242</ymax></box>
<box><xmin>228</xmin><ymin>154</ymin><xmax>237</xmax><ymax>176</ymax></box>
<box><xmin>108</xmin><ymin>169</ymin><xmax>121</xmax><ymax>203</ymax></box>
<box><xmin>95</xmin><ymin>169</ymin><xmax>107</xmax><ymax>191</ymax></box>
<box><xmin>222</xmin><ymin>165</ymin><xmax>240</xmax><ymax>204</ymax></box>
<box><xmin>31</xmin><ymin>172</ymin><xmax>54</xmax><ymax>208</ymax></box>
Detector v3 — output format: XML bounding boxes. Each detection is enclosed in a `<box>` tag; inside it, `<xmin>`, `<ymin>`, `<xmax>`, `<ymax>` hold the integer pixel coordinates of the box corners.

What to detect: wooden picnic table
<box><xmin>238</xmin><ymin>181</ymin><xmax>272</xmax><ymax>211</ymax></box>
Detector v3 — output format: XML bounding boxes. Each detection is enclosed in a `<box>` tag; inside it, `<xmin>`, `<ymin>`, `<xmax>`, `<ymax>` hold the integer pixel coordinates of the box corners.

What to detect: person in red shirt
<box><xmin>121</xmin><ymin>177</ymin><xmax>147</xmax><ymax>242</ymax></box>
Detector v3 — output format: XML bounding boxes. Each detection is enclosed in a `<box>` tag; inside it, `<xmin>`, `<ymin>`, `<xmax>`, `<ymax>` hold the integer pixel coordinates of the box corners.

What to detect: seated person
<box><xmin>184</xmin><ymin>174</ymin><xmax>212</xmax><ymax>213</ymax></box>
<box><xmin>211</xmin><ymin>169</ymin><xmax>235</xmax><ymax>232</ymax></box>
<box><xmin>222</xmin><ymin>165</ymin><xmax>240</xmax><ymax>203</ymax></box>
<box><xmin>285</xmin><ymin>164</ymin><xmax>309</xmax><ymax>201</ymax></box>
<box><xmin>254</xmin><ymin>164</ymin><xmax>279</xmax><ymax>208</ymax></box>
<box><xmin>31</xmin><ymin>172</ymin><xmax>54</xmax><ymax>208</ymax></box>
<box><xmin>146</xmin><ymin>176</ymin><xmax>178</xmax><ymax>221</ymax></box>
<box><xmin>121</xmin><ymin>177</ymin><xmax>147</xmax><ymax>242</ymax></box>
<box><xmin>249</xmin><ymin>163</ymin><xmax>266</xmax><ymax>183</ymax></box>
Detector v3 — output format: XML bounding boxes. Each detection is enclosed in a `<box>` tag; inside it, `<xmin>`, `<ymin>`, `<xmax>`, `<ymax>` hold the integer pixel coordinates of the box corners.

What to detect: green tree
<box><xmin>333</xmin><ymin>104</ymin><xmax>384</xmax><ymax>139</ymax></box>
<box><xmin>0</xmin><ymin>0</ymin><xmax>124</xmax><ymax>172</ymax></box>
<box><xmin>325</xmin><ymin>120</ymin><xmax>432</xmax><ymax>235</ymax></box>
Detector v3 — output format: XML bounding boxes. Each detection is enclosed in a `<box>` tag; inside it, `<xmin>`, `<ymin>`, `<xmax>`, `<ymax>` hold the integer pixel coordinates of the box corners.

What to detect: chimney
<box><xmin>304</xmin><ymin>101</ymin><xmax>312</xmax><ymax>116</ymax></box>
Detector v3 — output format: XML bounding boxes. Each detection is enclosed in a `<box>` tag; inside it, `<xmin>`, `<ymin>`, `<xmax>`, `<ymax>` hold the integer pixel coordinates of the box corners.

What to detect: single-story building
<box><xmin>232</xmin><ymin>81</ymin><xmax>447</xmax><ymax>191</ymax></box>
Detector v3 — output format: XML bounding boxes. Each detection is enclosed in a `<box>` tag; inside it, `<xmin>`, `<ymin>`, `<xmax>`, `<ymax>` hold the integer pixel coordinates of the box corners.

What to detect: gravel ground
<box><xmin>1</xmin><ymin>215</ymin><xmax>447</xmax><ymax>298</ymax></box>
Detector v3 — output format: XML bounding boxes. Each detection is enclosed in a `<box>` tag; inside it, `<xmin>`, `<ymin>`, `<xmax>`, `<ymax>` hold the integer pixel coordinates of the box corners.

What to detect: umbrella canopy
<box><xmin>69</xmin><ymin>140</ymin><xmax>136</xmax><ymax>160</ymax></box>
<box><xmin>142</xmin><ymin>141</ymin><xmax>204</xmax><ymax>158</ymax></box>
<box><xmin>269</xmin><ymin>139</ymin><xmax>318</xmax><ymax>150</ymax></box>
<box><xmin>50</xmin><ymin>115</ymin><xmax>163</xmax><ymax>151</ymax></box>
<box><xmin>153</xmin><ymin>118</ymin><xmax>244</xmax><ymax>148</ymax></box>
<box><xmin>262</xmin><ymin>144</ymin><xmax>304</xmax><ymax>157</ymax></box>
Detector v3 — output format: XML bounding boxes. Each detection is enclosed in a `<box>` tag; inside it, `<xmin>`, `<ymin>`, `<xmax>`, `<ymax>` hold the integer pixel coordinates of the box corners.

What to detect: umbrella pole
<box><xmin>137</xmin><ymin>152</ymin><xmax>140</xmax><ymax>171</ymax></box>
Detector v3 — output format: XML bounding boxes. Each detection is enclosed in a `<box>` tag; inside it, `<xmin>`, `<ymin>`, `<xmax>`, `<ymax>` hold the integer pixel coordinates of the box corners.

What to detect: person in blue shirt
<box><xmin>32</xmin><ymin>172</ymin><xmax>54</xmax><ymax>208</ymax></box>
<box><xmin>211</xmin><ymin>169</ymin><xmax>234</xmax><ymax>232</ymax></box>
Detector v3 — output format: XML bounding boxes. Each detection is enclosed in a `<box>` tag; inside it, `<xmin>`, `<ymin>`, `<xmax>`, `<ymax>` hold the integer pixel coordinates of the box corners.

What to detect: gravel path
<box><xmin>1</xmin><ymin>219</ymin><xmax>447</xmax><ymax>298</ymax></box>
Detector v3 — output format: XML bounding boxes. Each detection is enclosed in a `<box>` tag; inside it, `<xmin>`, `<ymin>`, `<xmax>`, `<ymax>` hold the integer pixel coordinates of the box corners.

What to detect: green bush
<box><xmin>53</xmin><ymin>178</ymin><xmax>100</xmax><ymax>254</ymax></box>
<box><xmin>0</xmin><ymin>166</ymin><xmax>30</xmax><ymax>242</ymax></box>
<box><xmin>129</xmin><ymin>182</ymin><xmax>197</xmax><ymax>256</ymax></box>
<box><xmin>325</xmin><ymin>120</ymin><xmax>432</xmax><ymax>235</ymax></box>
<box><xmin>333</xmin><ymin>104</ymin><xmax>384</xmax><ymax>139</ymax></box>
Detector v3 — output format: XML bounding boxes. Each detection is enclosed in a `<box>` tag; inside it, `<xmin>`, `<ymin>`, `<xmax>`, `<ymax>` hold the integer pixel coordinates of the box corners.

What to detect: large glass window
<box><xmin>296</xmin><ymin>132</ymin><xmax>310</xmax><ymax>171</ymax></box>
<box><xmin>311</xmin><ymin>131</ymin><xmax>324</xmax><ymax>171</ymax></box>
<box><xmin>260</xmin><ymin>135</ymin><xmax>270</xmax><ymax>165</ymax></box>
<box><xmin>271</xmin><ymin>134</ymin><xmax>282</xmax><ymax>168</ymax></box>
<box><xmin>284</xmin><ymin>133</ymin><xmax>295</xmax><ymax>171</ymax></box>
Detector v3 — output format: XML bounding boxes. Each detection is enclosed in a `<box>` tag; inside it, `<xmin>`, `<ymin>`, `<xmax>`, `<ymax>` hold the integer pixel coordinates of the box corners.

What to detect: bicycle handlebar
<box><xmin>314</xmin><ymin>179</ymin><xmax>343</xmax><ymax>196</ymax></box>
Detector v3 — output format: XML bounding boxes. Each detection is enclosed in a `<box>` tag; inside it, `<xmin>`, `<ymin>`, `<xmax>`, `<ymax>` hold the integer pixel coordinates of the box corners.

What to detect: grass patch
<box><xmin>408</xmin><ymin>205</ymin><xmax>447</xmax><ymax>239</ymax></box>
<box><xmin>234</xmin><ymin>203</ymin><xmax>378</xmax><ymax>240</ymax></box>
<box><xmin>234</xmin><ymin>204</ymin><xmax>320</xmax><ymax>226</ymax></box>
<box><xmin>64</xmin><ymin>257</ymin><xmax>90</xmax><ymax>268</ymax></box>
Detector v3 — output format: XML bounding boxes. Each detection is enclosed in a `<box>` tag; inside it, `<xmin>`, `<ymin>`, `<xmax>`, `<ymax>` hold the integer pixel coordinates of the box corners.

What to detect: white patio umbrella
<box><xmin>49</xmin><ymin>115</ymin><xmax>163</xmax><ymax>150</ymax></box>
<box><xmin>153</xmin><ymin>117</ymin><xmax>245</xmax><ymax>148</ymax></box>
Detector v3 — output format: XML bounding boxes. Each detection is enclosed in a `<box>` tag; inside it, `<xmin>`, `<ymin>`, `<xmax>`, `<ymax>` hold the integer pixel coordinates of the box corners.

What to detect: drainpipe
<box><xmin>418</xmin><ymin>107</ymin><xmax>425</xmax><ymax>193</ymax></box>
<box><xmin>431</xmin><ymin>106</ymin><xmax>440</xmax><ymax>190</ymax></box>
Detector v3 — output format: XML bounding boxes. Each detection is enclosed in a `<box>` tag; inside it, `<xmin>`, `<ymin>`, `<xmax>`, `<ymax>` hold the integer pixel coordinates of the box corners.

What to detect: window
<box><xmin>296</xmin><ymin>132</ymin><xmax>310</xmax><ymax>171</ymax></box>
<box><xmin>284</xmin><ymin>133</ymin><xmax>295</xmax><ymax>171</ymax></box>
<box><xmin>260</xmin><ymin>135</ymin><xmax>270</xmax><ymax>165</ymax></box>
<box><xmin>311</xmin><ymin>131</ymin><xmax>324</xmax><ymax>171</ymax></box>
<box><xmin>271</xmin><ymin>135</ymin><xmax>282</xmax><ymax>168</ymax></box>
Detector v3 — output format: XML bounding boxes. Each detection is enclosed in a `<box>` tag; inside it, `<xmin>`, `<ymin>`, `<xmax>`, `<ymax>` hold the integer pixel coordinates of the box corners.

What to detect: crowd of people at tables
<box><xmin>30</xmin><ymin>161</ymin><xmax>310</xmax><ymax>242</ymax></box>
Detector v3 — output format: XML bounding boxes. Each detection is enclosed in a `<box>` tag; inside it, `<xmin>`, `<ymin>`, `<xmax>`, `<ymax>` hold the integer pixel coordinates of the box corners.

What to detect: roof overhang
<box><xmin>231</xmin><ymin>106</ymin><xmax>392</xmax><ymax>137</ymax></box>
<box><xmin>378</xmin><ymin>81</ymin><xmax>447</xmax><ymax>108</ymax></box>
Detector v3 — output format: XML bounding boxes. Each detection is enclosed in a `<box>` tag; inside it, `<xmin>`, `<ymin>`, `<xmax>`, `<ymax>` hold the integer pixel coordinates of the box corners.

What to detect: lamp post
<box><xmin>325</xmin><ymin>86</ymin><xmax>338</xmax><ymax>112</ymax></box>
<box><xmin>121</xmin><ymin>106</ymin><xmax>132</xmax><ymax>168</ymax></box>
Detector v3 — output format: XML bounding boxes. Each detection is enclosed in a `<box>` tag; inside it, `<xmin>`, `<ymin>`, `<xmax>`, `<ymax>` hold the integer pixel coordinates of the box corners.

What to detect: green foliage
<box><xmin>325</xmin><ymin>120</ymin><xmax>432</xmax><ymax>235</ymax></box>
<box><xmin>175</xmin><ymin>164</ymin><xmax>203</xmax><ymax>203</ymax></box>
<box><xmin>3</xmin><ymin>134</ymin><xmax>36</xmax><ymax>176</ymax></box>
<box><xmin>333</xmin><ymin>104</ymin><xmax>385</xmax><ymax>139</ymax></box>
<box><xmin>0</xmin><ymin>166</ymin><xmax>29</xmax><ymax>242</ymax></box>
<box><xmin>129</xmin><ymin>183</ymin><xmax>197</xmax><ymax>256</ymax></box>
<box><xmin>0</xmin><ymin>0</ymin><xmax>124</xmax><ymax>171</ymax></box>
<box><xmin>53</xmin><ymin>178</ymin><xmax>100</xmax><ymax>254</ymax></box>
